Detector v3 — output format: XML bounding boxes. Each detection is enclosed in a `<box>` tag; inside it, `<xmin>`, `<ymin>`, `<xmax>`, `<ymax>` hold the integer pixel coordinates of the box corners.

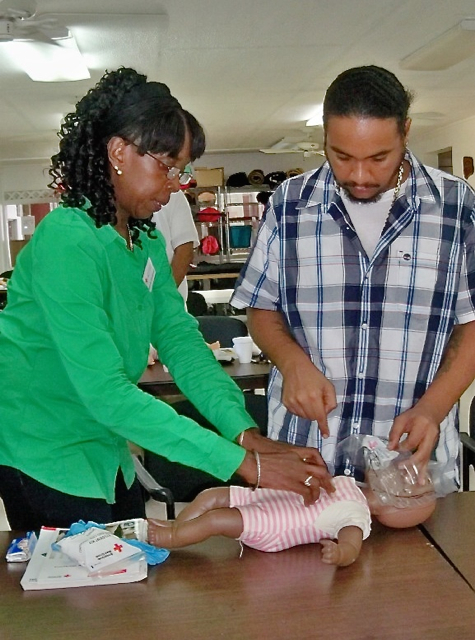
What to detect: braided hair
<box><xmin>49</xmin><ymin>67</ymin><xmax>205</xmax><ymax>243</ymax></box>
<box><xmin>323</xmin><ymin>66</ymin><xmax>413</xmax><ymax>135</ymax></box>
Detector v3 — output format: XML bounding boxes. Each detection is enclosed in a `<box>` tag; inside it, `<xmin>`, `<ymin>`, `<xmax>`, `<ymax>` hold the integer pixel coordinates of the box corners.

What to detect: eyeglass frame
<box><xmin>128</xmin><ymin>142</ymin><xmax>193</xmax><ymax>185</ymax></box>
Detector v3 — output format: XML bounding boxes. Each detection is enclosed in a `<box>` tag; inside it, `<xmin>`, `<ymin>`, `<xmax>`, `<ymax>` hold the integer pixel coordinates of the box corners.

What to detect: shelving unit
<box><xmin>224</xmin><ymin>186</ymin><xmax>265</xmax><ymax>259</ymax></box>
<box><xmin>187</xmin><ymin>186</ymin><xmax>226</xmax><ymax>263</ymax></box>
<box><xmin>186</xmin><ymin>185</ymin><xmax>271</xmax><ymax>261</ymax></box>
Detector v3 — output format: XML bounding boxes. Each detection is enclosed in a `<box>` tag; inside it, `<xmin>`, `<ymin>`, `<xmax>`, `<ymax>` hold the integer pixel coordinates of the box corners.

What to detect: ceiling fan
<box><xmin>0</xmin><ymin>1</ymin><xmax>166</xmax><ymax>81</ymax></box>
<box><xmin>0</xmin><ymin>0</ymin><xmax>69</xmax><ymax>42</ymax></box>
<box><xmin>0</xmin><ymin>0</ymin><xmax>164</xmax><ymax>43</ymax></box>
<box><xmin>259</xmin><ymin>137</ymin><xmax>325</xmax><ymax>158</ymax></box>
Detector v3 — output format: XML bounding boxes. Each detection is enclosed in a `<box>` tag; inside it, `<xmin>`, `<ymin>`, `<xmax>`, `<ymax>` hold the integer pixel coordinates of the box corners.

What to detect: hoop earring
<box><xmin>114</xmin><ymin>165</ymin><xmax>123</xmax><ymax>176</ymax></box>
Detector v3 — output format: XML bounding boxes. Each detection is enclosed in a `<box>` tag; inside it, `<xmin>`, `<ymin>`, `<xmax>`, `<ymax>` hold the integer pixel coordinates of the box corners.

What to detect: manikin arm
<box><xmin>320</xmin><ymin>526</ymin><xmax>364</xmax><ymax>567</ymax></box>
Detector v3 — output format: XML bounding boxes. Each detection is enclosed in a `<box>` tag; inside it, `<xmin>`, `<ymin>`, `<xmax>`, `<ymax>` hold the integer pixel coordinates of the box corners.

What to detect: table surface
<box><xmin>139</xmin><ymin>360</ymin><xmax>271</xmax><ymax>396</ymax></box>
<box><xmin>2</xmin><ymin>523</ymin><xmax>475</xmax><ymax>640</ymax></box>
<box><xmin>421</xmin><ymin>491</ymin><xmax>475</xmax><ymax>590</ymax></box>
<box><xmin>199</xmin><ymin>288</ymin><xmax>234</xmax><ymax>304</ymax></box>
<box><xmin>186</xmin><ymin>262</ymin><xmax>245</xmax><ymax>283</ymax></box>
<box><xmin>187</xmin><ymin>272</ymin><xmax>239</xmax><ymax>281</ymax></box>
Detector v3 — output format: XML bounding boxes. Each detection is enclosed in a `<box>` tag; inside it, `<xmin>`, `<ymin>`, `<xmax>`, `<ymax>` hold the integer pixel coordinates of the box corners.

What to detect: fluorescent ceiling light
<box><xmin>306</xmin><ymin>104</ymin><xmax>323</xmax><ymax>127</ymax></box>
<box><xmin>400</xmin><ymin>19</ymin><xmax>475</xmax><ymax>71</ymax></box>
<box><xmin>7</xmin><ymin>35</ymin><xmax>90</xmax><ymax>82</ymax></box>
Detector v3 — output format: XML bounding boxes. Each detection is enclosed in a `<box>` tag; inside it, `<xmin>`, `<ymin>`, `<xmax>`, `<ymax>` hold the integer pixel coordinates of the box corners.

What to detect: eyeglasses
<box><xmin>130</xmin><ymin>142</ymin><xmax>193</xmax><ymax>185</ymax></box>
<box><xmin>145</xmin><ymin>152</ymin><xmax>194</xmax><ymax>186</ymax></box>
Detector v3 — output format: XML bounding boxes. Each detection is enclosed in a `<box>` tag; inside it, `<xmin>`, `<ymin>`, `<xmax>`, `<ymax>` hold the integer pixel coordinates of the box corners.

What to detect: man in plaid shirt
<box><xmin>232</xmin><ymin>66</ymin><xmax>475</xmax><ymax>485</ymax></box>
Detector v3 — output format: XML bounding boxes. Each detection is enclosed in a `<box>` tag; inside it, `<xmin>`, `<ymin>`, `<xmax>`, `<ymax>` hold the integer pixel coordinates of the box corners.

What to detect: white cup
<box><xmin>232</xmin><ymin>336</ymin><xmax>253</xmax><ymax>364</ymax></box>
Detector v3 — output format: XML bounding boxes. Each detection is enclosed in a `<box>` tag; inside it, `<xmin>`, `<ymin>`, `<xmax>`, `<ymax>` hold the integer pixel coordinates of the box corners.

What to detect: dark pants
<box><xmin>0</xmin><ymin>465</ymin><xmax>145</xmax><ymax>531</ymax></box>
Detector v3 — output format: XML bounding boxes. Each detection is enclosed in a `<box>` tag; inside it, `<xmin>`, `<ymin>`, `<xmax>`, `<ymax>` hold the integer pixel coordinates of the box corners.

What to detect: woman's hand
<box><xmin>239</xmin><ymin>428</ymin><xmax>327</xmax><ymax>462</ymax></box>
<box><xmin>236</xmin><ymin>447</ymin><xmax>334</xmax><ymax>506</ymax></box>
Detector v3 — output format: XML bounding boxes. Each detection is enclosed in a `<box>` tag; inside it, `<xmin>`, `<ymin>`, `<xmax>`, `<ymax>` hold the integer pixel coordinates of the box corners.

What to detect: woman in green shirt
<box><xmin>0</xmin><ymin>68</ymin><xmax>332</xmax><ymax>530</ymax></box>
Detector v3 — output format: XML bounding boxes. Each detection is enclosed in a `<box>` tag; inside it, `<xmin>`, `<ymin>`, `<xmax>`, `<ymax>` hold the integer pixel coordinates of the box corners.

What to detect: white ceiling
<box><xmin>1</xmin><ymin>0</ymin><xmax>475</xmax><ymax>162</ymax></box>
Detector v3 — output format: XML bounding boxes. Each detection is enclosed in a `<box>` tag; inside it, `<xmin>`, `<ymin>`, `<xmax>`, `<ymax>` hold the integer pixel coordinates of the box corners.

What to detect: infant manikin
<box><xmin>148</xmin><ymin>436</ymin><xmax>454</xmax><ymax>565</ymax></box>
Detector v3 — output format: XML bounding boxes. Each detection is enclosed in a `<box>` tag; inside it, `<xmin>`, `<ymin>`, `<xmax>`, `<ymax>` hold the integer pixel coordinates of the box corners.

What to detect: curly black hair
<box><xmin>323</xmin><ymin>65</ymin><xmax>414</xmax><ymax>136</ymax></box>
<box><xmin>49</xmin><ymin>67</ymin><xmax>205</xmax><ymax>245</ymax></box>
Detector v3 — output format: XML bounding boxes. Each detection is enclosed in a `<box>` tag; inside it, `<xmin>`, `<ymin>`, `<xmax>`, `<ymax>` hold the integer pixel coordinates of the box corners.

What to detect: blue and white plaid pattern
<box><xmin>232</xmin><ymin>151</ymin><xmax>475</xmax><ymax>481</ymax></box>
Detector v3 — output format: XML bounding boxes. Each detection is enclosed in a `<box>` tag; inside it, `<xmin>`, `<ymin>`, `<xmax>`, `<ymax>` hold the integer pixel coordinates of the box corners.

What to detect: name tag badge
<box><xmin>143</xmin><ymin>258</ymin><xmax>156</xmax><ymax>292</ymax></box>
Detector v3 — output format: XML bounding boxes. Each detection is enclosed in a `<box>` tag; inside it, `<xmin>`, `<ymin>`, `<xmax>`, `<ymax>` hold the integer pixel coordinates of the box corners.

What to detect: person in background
<box><xmin>0</xmin><ymin>67</ymin><xmax>332</xmax><ymax>531</ymax></box>
<box><xmin>148</xmin><ymin>189</ymin><xmax>198</xmax><ymax>364</ymax></box>
<box><xmin>232</xmin><ymin>65</ymin><xmax>475</xmax><ymax>486</ymax></box>
<box><xmin>152</xmin><ymin>188</ymin><xmax>198</xmax><ymax>303</ymax></box>
<box><xmin>256</xmin><ymin>190</ymin><xmax>271</xmax><ymax>208</ymax></box>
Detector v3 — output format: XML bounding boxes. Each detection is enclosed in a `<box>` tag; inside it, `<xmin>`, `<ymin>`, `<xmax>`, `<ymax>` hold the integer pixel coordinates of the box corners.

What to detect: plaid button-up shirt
<box><xmin>232</xmin><ymin>151</ymin><xmax>475</xmax><ymax>481</ymax></box>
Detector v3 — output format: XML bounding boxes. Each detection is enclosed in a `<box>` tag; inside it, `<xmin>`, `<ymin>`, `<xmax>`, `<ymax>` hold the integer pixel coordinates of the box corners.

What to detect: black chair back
<box><xmin>186</xmin><ymin>291</ymin><xmax>208</xmax><ymax>317</ymax></box>
<box><xmin>143</xmin><ymin>393</ymin><xmax>268</xmax><ymax>502</ymax></box>
<box><xmin>196</xmin><ymin>315</ymin><xmax>247</xmax><ymax>347</ymax></box>
<box><xmin>460</xmin><ymin>396</ymin><xmax>475</xmax><ymax>490</ymax></box>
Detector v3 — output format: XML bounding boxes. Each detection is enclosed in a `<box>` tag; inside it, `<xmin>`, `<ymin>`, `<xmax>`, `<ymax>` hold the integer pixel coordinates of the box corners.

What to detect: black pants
<box><xmin>0</xmin><ymin>465</ymin><xmax>145</xmax><ymax>531</ymax></box>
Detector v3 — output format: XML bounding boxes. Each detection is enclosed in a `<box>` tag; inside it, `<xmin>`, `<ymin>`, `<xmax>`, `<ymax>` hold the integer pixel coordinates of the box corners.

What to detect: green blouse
<box><xmin>0</xmin><ymin>206</ymin><xmax>252</xmax><ymax>502</ymax></box>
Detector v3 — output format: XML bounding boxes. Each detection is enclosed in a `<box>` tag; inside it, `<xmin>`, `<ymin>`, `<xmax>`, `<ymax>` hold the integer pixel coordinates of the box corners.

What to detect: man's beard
<box><xmin>339</xmin><ymin>186</ymin><xmax>383</xmax><ymax>204</ymax></box>
<box><xmin>329</xmin><ymin>153</ymin><xmax>405</xmax><ymax>204</ymax></box>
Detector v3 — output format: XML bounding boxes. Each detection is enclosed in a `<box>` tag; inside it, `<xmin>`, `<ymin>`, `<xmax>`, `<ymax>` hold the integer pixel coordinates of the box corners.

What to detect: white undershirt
<box><xmin>152</xmin><ymin>191</ymin><xmax>199</xmax><ymax>301</ymax></box>
<box><xmin>341</xmin><ymin>185</ymin><xmax>402</xmax><ymax>257</ymax></box>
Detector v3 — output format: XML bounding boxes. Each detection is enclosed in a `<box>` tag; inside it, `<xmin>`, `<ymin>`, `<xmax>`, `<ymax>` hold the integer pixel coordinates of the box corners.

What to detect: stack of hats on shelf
<box><xmin>225</xmin><ymin>168</ymin><xmax>303</xmax><ymax>189</ymax></box>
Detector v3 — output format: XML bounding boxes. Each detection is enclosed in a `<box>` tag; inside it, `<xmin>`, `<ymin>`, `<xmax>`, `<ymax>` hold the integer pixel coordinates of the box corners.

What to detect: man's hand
<box><xmin>280</xmin><ymin>357</ymin><xmax>336</xmax><ymax>439</ymax></box>
<box><xmin>246</xmin><ymin>307</ymin><xmax>337</xmax><ymax>439</ymax></box>
<box><xmin>388</xmin><ymin>404</ymin><xmax>440</xmax><ymax>474</ymax></box>
<box><xmin>388</xmin><ymin>322</ymin><xmax>475</xmax><ymax>478</ymax></box>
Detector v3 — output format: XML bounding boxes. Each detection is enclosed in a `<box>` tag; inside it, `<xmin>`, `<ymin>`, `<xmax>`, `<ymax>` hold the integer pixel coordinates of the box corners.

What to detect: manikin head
<box><xmin>362</xmin><ymin>469</ymin><xmax>436</xmax><ymax>529</ymax></box>
<box><xmin>335</xmin><ymin>434</ymin><xmax>438</xmax><ymax>529</ymax></box>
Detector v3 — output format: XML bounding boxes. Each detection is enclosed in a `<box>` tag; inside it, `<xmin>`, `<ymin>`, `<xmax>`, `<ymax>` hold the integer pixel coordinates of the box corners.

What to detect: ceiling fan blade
<box><xmin>0</xmin><ymin>0</ymin><xmax>36</xmax><ymax>20</ymax></box>
<box><xmin>259</xmin><ymin>148</ymin><xmax>303</xmax><ymax>154</ymax></box>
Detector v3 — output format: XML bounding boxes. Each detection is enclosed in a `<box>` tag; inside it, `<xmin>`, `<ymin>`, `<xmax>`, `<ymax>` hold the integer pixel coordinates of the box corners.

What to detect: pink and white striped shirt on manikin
<box><xmin>229</xmin><ymin>475</ymin><xmax>371</xmax><ymax>552</ymax></box>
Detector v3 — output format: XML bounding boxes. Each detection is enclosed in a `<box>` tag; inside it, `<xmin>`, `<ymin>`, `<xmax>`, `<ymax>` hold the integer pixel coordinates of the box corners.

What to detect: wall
<box><xmin>194</xmin><ymin>151</ymin><xmax>325</xmax><ymax>184</ymax></box>
<box><xmin>411</xmin><ymin>116</ymin><xmax>475</xmax><ymax>189</ymax></box>
<box><xmin>0</xmin><ymin>162</ymin><xmax>54</xmax><ymax>271</ymax></box>
<box><xmin>0</xmin><ymin>161</ymin><xmax>52</xmax><ymax>197</ymax></box>
<box><xmin>0</xmin><ymin>153</ymin><xmax>323</xmax><ymax>200</ymax></box>
<box><xmin>2</xmin><ymin>122</ymin><xmax>475</xmax><ymax>197</ymax></box>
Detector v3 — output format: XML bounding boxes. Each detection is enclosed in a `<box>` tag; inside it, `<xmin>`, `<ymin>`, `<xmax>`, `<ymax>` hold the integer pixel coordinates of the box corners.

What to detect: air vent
<box><xmin>0</xmin><ymin>20</ymin><xmax>14</xmax><ymax>41</ymax></box>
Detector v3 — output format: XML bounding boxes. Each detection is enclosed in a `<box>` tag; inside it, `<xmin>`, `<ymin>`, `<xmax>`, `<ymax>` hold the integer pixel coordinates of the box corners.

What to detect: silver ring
<box><xmin>304</xmin><ymin>475</ymin><xmax>313</xmax><ymax>487</ymax></box>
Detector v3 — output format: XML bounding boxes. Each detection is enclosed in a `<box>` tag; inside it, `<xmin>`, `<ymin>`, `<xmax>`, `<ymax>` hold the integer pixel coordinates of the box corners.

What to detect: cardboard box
<box><xmin>194</xmin><ymin>167</ymin><xmax>225</xmax><ymax>187</ymax></box>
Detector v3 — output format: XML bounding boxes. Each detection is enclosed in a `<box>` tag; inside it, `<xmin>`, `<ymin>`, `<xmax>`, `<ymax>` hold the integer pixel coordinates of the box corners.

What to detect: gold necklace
<box><xmin>337</xmin><ymin>160</ymin><xmax>406</xmax><ymax>232</ymax></box>
<box><xmin>336</xmin><ymin>160</ymin><xmax>405</xmax><ymax>205</ymax></box>
<box><xmin>126</xmin><ymin>225</ymin><xmax>134</xmax><ymax>252</ymax></box>
<box><xmin>392</xmin><ymin>160</ymin><xmax>405</xmax><ymax>205</ymax></box>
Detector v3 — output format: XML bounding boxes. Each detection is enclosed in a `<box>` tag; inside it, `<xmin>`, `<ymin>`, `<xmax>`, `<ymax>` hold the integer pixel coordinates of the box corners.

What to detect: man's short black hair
<box><xmin>323</xmin><ymin>65</ymin><xmax>413</xmax><ymax>135</ymax></box>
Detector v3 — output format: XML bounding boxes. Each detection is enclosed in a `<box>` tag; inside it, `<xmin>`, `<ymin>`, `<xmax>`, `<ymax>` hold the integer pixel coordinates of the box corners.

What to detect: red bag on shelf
<box><xmin>197</xmin><ymin>207</ymin><xmax>221</xmax><ymax>222</ymax></box>
<box><xmin>200</xmin><ymin>235</ymin><xmax>220</xmax><ymax>255</ymax></box>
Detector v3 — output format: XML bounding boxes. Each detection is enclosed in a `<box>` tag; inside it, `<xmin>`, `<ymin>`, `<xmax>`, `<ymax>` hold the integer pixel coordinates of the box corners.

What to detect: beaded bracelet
<box><xmin>252</xmin><ymin>450</ymin><xmax>261</xmax><ymax>491</ymax></box>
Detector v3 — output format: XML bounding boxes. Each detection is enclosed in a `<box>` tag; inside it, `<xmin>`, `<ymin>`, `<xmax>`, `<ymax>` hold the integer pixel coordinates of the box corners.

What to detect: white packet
<box><xmin>56</xmin><ymin>526</ymin><xmax>142</xmax><ymax>576</ymax></box>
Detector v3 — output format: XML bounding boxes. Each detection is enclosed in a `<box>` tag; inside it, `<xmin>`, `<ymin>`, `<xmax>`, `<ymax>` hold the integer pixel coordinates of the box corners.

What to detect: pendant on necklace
<box><xmin>392</xmin><ymin>161</ymin><xmax>405</xmax><ymax>203</ymax></box>
<box><xmin>126</xmin><ymin>226</ymin><xmax>134</xmax><ymax>252</ymax></box>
